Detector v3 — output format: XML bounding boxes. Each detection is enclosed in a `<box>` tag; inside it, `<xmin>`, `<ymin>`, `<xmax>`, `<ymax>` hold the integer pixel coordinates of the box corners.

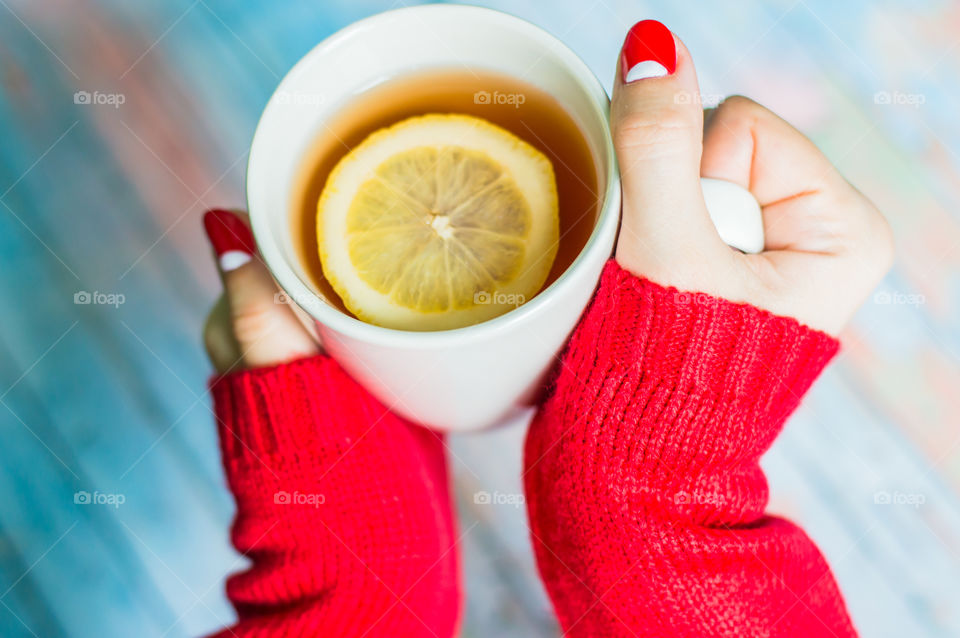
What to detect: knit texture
<box><xmin>207</xmin><ymin>356</ymin><xmax>460</xmax><ymax>637</ymax></box>
<box><xmin>524</xmin><ymin>260</ymin><xmax>856</xmax><ymax>637</ymax></box>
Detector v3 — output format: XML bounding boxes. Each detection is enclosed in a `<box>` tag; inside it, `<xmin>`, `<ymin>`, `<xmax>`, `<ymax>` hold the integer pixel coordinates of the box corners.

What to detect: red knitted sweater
<box><xmin>207</xmin><ymin>260</ymin><xmax>857</xmax><ymax>637</ymax></box>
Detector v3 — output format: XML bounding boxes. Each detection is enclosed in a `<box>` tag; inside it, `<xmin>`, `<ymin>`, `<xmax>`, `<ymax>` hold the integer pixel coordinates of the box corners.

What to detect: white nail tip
<box><xmin>625</xmin><ymin>60</ymin><xmax>669</xmax><ymax>82</ymax></box>
<box><xmin>219</xmin><ymin>250</ymin><xmax>252</xmax><ymax>271</ymax></box>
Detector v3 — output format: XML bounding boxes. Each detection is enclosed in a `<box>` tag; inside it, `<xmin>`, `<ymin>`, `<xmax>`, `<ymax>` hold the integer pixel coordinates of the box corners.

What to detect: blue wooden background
<box><xmin>1</xmin><ymin>0</ymin><xmax>959</xmax><ymax>636</ymax></box>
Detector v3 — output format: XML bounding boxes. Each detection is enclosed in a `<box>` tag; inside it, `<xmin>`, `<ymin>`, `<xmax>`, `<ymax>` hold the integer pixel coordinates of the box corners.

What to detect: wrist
<box><xmin>586</xmin><ymin>259</ymin><xmax>838</xmax><ymax>391</ymax></box>
<box><xmin>210</xmin><ymin>353</ymin><xmax>371</xmax><ymax>467</ymax></box>
<box><xmin>539</xmin><ymin>259</ymin><xmax>838</xmax><ymax>521</ymax></box>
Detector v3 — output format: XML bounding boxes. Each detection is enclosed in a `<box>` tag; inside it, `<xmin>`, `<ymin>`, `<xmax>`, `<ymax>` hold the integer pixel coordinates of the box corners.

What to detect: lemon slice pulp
<box><xmin>317</xmin><ymin>114</ymin><xmax>559</xmax><ymax>331</ymax></box>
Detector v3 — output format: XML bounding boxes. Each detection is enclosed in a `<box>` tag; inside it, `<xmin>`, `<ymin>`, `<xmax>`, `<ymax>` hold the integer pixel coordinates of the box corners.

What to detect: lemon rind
<box><xmin>317</xmin><ymin>113</ymin><xmax>559</xmax><ymax>331</ymax></box>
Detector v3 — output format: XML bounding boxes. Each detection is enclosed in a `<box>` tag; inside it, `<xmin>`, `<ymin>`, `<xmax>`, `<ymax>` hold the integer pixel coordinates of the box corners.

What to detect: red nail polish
<box><xmin>621</xmin><ymin>20</ymin><xmax>677</xmax><ymax>82</ymax></box>
<box><xmin>203</xmin><ymin>209</ymin><xmax>255</xmax><ymax>271</ymax></box>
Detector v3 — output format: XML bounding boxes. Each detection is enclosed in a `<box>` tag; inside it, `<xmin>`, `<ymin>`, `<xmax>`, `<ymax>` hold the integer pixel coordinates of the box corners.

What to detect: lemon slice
<box><xmin>317</xmin><ymin>113</ymin><xmax>559</xmax><ymax>331</ymax></box>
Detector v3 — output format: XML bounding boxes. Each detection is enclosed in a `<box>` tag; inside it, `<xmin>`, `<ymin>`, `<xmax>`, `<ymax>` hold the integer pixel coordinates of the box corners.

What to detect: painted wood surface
<box><xmin>0</xmin><ymin>0</ymin><xmax>958</xmax><ymax>636</ymax></box>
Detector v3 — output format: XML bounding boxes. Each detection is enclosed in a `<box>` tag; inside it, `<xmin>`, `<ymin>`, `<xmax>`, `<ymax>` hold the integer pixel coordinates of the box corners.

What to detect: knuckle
<box><xmin>718</xmin><ymin>94</ymin><xmax>761</xmax><ymax>113</ymax></box>
<box><xmin>614</xmin><ymin>106</ymin><xmax>699</xmax><ymax>153</ymax></box>
<box><xmin>203</xmin><ymin>305</ymin><xmax>235</xmax><ymax>365</ymax></box>
<box><xmin>202</xmin><ymin>313</ymin><xmax>220</xmax><ymax>355</ymax></box>
<box><xmin>231</xmin><ymin>303</ymin><xmax>278</xmax><ymax>345</ymax></box>
<box><xmin>867</xmin><ymin>211</ymin><xmax>895</xmax><ymax>273</ymax></box>
<box><xmin>844</xmin><ymin>201</ymin><xmax>895</xmax><ymax>280</ymax></box>
<box><xmin>713</xmin><ymin>95</ymin><xmax>773</xmax><ymax>129</ymax></box>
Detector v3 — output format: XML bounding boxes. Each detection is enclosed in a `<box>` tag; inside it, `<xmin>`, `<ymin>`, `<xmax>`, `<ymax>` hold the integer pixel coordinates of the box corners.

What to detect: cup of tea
<box><xmin>247</xmin><ymin>4</ymin><xmax>621</xmax><ymax>431</ymax></box>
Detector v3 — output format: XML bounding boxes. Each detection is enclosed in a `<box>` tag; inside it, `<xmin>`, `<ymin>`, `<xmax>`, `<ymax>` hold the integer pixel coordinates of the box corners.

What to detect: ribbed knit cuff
<box><xmin>209</xmin><ymin>354</ymin><xmax>374</xmax><ymax>467</ymax></box>
<box><xmin>548</xmin><ymin>260</ymin><xmax>840</xmax><ymax>521</ymax></box>
<box><xmin>570</xmin><ymin>260</ymin><xmax>838</xmax><ymax>411</ymax></box>
<box><xmin>208</xmin><ymin>355</ymin><xmax>462</xmax><ymax>637</ymax></box>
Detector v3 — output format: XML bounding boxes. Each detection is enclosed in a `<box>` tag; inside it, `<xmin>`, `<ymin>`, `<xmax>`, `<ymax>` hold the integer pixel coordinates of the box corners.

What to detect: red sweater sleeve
<box><xmin>524</xmin><ymin>260</ymin><xmax>857</xmax><ymax>637</ymax></box>
<box><xmin>206</xmin><ymin>355</ymin><xmax>460</xmax><ymax>638</ymax></box>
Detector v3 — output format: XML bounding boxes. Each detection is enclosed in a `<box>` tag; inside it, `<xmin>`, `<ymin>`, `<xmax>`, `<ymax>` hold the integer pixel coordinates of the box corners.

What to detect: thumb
<box><xmin>202</xmin><ymin>209</ymin><xmax>318</xmax><ymax>371</ymax></box>
<box><xmin>612</xmin><ymin>20</ymin><xmax>719</xmax><ymax>263</ymax></box>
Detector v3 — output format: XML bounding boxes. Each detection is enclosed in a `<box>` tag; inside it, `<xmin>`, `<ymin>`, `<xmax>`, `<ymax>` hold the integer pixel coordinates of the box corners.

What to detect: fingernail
<box><xmin>621</xmin><ymin>20</ymin><xmax>677</xmax><ymax>83</ymax></box>
<box><xmin>203</xmin><ymin>209</ymin><xmax>255</xmax><ymax>271</ymax></box>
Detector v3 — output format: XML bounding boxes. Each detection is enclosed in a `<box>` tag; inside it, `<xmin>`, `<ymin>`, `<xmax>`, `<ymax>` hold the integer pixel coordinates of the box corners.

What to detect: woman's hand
<box><xmin>524</xmin><ymin>25</ymin><xmax>871</xmax><ymax>637</ymax></box>
<box><xmin>201</xmin><ymin>209</ymin><xmax>461</xmax><ymax>637</ymax></box>
<box><xmin>202</xmin><ymin>208</ymin><xmax>319</xmax><ymax>372</ymax></box>
<box><xmin>613</xmin><ymin>20</ymin><xmax>893</xmax><ymax>335</ymax></box>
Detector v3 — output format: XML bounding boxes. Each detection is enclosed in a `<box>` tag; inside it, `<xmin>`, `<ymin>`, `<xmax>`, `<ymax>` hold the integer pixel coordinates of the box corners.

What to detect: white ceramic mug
<box><xmin>247</xmin><ymin>4</ymin><xmax>620</xmax><ymax>431</ymax></box>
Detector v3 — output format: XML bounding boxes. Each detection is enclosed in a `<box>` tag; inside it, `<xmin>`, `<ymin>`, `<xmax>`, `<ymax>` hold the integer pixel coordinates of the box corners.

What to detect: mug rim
<box><xmin>247</xmin><ymin>3</ymin><xmax>620</xmax><ymax>348</ymax></box>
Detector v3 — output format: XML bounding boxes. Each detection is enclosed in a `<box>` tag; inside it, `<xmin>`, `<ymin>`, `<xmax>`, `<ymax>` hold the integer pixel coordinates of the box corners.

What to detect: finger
<box><xmin>702</xmin><ymin>107</ymin><xmax>717</xmax><ymax>135</ymax></box>
<box><xmin>203</xmin><ymin>209</ymin><xmax>318</xmax><ymax>370</ymax></box>
<box><xmin>700</xmin><ymin>96</ymin><xmax>852</xmax><ymax>252</ymax></box>
<box><xmin>701</xmin><ymin>96</ymin><xmax>840</xmax><ymax>207</ymax></box>
<box><xmin>203</xmin><ymin>294</ymin><xmax>241</xmax><ymax>374</ymax></box>
<box><xmin>700</xmin><ymin>97</ymin><xmax>893</xmax><ymax>332</ymax></box>
<box><xmin>611</xmin><ymin>20</ymin><xmax>719</xmax><ymax>252</ymax></box>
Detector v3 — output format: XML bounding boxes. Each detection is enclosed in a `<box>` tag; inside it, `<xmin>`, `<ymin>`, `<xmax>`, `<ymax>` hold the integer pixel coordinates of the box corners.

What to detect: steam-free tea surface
<box><xmin>290</xmin><ymin>69</ymin><xmax>601</xmax><ymax>318</ymax></box>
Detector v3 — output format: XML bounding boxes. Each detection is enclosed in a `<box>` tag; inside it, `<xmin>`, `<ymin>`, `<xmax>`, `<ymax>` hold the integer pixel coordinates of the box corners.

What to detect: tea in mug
<box><xmin>290</xmin><ymin>68</ymin><xmax>600</xmax><ymax>330</ymax></box>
